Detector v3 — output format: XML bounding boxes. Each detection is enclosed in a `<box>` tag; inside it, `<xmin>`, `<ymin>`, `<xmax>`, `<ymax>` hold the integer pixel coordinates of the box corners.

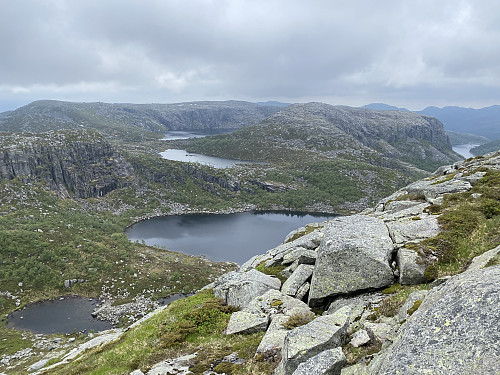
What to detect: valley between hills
<box><xmin>0</xmin><ymin>100</ymin><xmax>498</xmax><ymax>374</ymax></box>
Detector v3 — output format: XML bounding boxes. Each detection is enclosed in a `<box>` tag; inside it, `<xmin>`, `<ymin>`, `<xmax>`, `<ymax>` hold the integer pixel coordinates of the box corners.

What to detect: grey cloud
<box><xmin>1</xmin><ymin>0</ymin><xmax>500</xmax><ymax>111</ymax></box>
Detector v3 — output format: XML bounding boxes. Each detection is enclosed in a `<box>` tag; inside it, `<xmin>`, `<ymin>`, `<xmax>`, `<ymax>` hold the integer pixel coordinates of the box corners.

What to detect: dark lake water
<box><xmin>7</xmin><ymin>297</ymin><xmax>113</xmax><ymax>334</ymax></box>
<box><xmin>126</xmin><ymin>211</ymin><xmax>333</xmax><ymax>264</ymax></box>
<box><xmin>159</xmin><ymin>149</ymin><xmax>268</xmax><ymax>169</ymax></box>
<box><xmin>7</xmin><ymin>294</ymin><xmax>186</xmax><ymax>334</ymax></box>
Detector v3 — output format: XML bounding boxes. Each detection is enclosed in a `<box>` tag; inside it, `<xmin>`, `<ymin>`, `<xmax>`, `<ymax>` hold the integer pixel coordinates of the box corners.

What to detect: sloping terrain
<box><xmin>0</xmin><ymin>100</ymin><xmax>282</xmax><ymax>141</ymax></box>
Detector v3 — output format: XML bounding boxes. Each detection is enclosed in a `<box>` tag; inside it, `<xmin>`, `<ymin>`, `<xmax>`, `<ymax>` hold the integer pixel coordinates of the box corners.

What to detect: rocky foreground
<box><xmin>205</xmin><ymin>151</ymin><xmax>500</xmax><ymax>374</ymax></box>
<box><xmin>8</xmin><ymin>151</ymin><xmax>499</xmax><ymax>375</ymax></box>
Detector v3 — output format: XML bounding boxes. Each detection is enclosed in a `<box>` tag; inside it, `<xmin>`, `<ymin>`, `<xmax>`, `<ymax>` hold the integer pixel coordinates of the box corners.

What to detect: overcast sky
<box><xmin>1</xmin><ymin>0</ymin><xmax>499</xmax><ymax>112</ymax></box>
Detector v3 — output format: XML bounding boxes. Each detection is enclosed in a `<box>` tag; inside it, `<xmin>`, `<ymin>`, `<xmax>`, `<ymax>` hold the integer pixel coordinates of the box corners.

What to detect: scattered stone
<box><xmin>386</xmin><ymin>215</ymin><xmax>441</xmax><ymax>246</ymax></box>
<box><xmin>291</xmin><ymin>347</ymin><xmax>346</xmax><ymax>375</ymax></box>
<box><xmin>281</xmin><ymin>264</ymin><xmax>314</xmax><ymax>297</ymax></box>
<box><xmin>364</xmin><ymin>322</ymin><xmax>394</xmax><ymax>344</ymax></box>
<box><xmin>282</xmin><ymin>248</ymin><xmax>317</xmax><ymax>265</ymax></box>
<box><xmin>213</xmin><ymin>269</ymin><xmax>281</xmax><ymax>308</ymax></box>
<box><xmin>349</xmin><ymin>329</ymin><xmax>371</xmax><ymax>347</ymax></box>
<box><xmin>294</xmin><ymin>282</ymin><xmax>310</xmax><ymax>301</ymax></box>
<box><xmin>396</xmin><ymin>248</ymin><xmax>427</xmax><ymax>285</ymax></box>
<box><xmin>395</xmin><ymin>289</ymin><xmax>429</xmax><ymax>324</ymax></box>
<box><xmin>274</xmin><ymin>306</ymin><xmax>350</xmax><ymax>375</ymax></box>
<box><xmin>29</xmin><ymin>359</ymin><xmax>49</xmax><ymax>371</ymax></box>
<box><xmin>245</xmin><ymin>289</ymin><xmax>312</xmax><ymax>318</ymax></box>
<box><xmin>225</xmin><ymin>311</ymin><xmax>268</xmax><ymax>335</ymax></box>
<box><xmin>256</xmin><ymin>315</ymin><xmax>289</xmax><ymax>353</ymax></box>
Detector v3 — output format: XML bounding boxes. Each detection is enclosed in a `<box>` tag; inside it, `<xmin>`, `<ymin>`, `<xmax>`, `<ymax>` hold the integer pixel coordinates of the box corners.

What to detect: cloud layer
<box><xmin>1</xmin><ymin>0</ymin><xmax>499</xmax><ymax>111</ymax></box>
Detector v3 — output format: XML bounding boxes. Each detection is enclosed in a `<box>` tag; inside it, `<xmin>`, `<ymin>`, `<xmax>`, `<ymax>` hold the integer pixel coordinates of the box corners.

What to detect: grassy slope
<box><xmin>45</xmin><ymin>168</ymin><xmax>500</xmax><ymax>375</ymax></box>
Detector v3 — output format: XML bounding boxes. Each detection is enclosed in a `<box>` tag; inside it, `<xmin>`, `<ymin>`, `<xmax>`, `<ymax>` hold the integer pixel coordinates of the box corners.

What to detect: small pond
<box><xmin>7</xmin><ymin>294</ymin><xmax>186</xmax><ymax>334</ymax></box>
<box><xmin>126</xmin><ymin>211</ymin><xmax>334</xmax><ymax>264</ymax></box>
<box><xmin>7</xmin><ymin>296</ymin><xmax>113</xmax><ymax>334</ymax></box>
<box><xmin>160</xmin><ymin>149</ymin><xmax>268</xmax><ymax>169</ymax></box>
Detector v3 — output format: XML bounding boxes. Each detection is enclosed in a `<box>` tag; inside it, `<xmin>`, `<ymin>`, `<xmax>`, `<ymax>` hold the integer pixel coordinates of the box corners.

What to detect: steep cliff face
<box><xmin>0</xmin><ymin>130</ymin><xmax>134</xmax><ymax>198</ymax></box>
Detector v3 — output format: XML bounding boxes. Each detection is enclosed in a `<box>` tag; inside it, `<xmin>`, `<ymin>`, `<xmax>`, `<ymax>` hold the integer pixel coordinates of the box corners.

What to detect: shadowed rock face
<box><xmin>375</xmin><ymin>266</ymin><xmax>500</xmax><ymax>374</ymax></box>
<box><xmin>0</xmin><ymin>130</ymin><xmax>134</xmax><ymax>198</ymax></box>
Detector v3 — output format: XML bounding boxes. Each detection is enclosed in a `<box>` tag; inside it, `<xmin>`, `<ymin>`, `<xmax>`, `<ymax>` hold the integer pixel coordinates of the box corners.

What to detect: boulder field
<box><xmin>212</xmin><ymin>150</ymin><xmax>500</xmax><ymax>375</ymax></box>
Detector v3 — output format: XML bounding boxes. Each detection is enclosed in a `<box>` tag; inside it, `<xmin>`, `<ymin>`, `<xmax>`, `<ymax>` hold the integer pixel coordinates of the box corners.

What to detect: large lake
<box><xmin>452</xmin><ymin>144</ymin><xmax>479</xmax><ymax>159</ymax></box>
<box><xmin>126</xmin><ymin>211</ymin><xmax>333</xmax><ymax>264</ymax></box>
<box><xmin>160</xmin><ymin>149</ymin><xmax>268</xmax><ymax>169</ymax></box>
<box><xmin>161</xmin><ymin>129</ymin><xmax>237</xmax><ymax>140</ymax></box>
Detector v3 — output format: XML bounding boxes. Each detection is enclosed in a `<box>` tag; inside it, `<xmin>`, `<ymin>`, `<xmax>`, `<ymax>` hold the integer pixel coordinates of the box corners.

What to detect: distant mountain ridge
<box><xmin>364</xmin><ymin>102</ymin><xmax>500</xmax><ymax>140</ymax></box>
<box><xmin>0</xmin><ymin>100</ymin><xmax>283</xmax><ymax>136</ymax></box>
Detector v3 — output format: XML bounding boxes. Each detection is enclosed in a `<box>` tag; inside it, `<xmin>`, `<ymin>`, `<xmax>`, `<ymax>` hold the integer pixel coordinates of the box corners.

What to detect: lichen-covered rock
<box><xmin>245</xmin><ymin>289</ymin><xmax>311</xmax><ymax>318</ymax></box>
<box><xmin>466</xmin><ymin>244</ymin><xmax>500</xmax><ymax>272</ymax></box>
<box><xmin>375</xmin><ymin>266</ymin><xmax>500</xmax><ymax>374</ymax></box>
<box><xmin>309</xmin><ymin>216</ymin><xmax>394</xmax><ymax>306</ymax></box>
<box><xmin>281</xmin><ymin>265</ymin><xmax>314</xmax><ymax>297</ymax></box>
<box><xmin>291</xmin><ymin>347</ymin><xmax>346</xmax><ymax>375</ymax></box>
<box><xmin>396</xmin><ymin>248</ymin><xmax>426</xmax><ymax>285</ymax></box>
<box><xmin>274</xmin><ymin>306</ymin><xmax>350</xmax><ymax>375</ymax></box>
<box><xmin>225</xmin><ymin>311</ymin><xmax>269</xmax><ymax>335</ymax></box>
<box><xmin>295</xmin><ymin>282</ymin><xmax>310</xmax><ymax>301</ymax></box>
<box><xmin>265</xmin><ymin>231</ymin><xmax>323</xmax><ymax>267</ymax></box>
<box><xmin>256</xmin><ymin>314</ymin><xmax>289</xmax><ymax>353</ymax></box>
<box><xmin>395</xmin><ymin>290</ymin><xmax>428</xmax><ymax>324</ymax></box>
<box><xmin>213</xmin><ymin>269</ymin><xmax>281</xmax><ymax>307</ymax></box>
<box><xmin>386</xmin><ymin>215</ymin><xmax>440</xmax><ymax>246</ymax></box>
<box><xmin>364</xmin><ymin>322</ymin><xmax>395</xmax><ymax>345</ymax></box>
<box><xmin>405</xmin><ymin>178</ymin><xmax>472</xmax><ymax>201</ymax></box>
<box><xmin>282</xmin><ymin>248</ymin><xmax>317</xmax><ymax>265</ymax></box>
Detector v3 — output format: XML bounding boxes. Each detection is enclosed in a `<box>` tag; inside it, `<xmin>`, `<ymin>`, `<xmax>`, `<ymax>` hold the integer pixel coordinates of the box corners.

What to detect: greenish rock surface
<box><xmin>225</xmin><ymin>311</ymin><xmax>269</xmax><ymax>335</ymax></box>
<box><xmin>396</xmin><ymin>248</ymin><xmax>427</xmax><ymax>285</ymax></box>
<box><xmin>375</xmin><ymin>266</ymin><xmax>500</xmax><ymax>374</ymax></box>
<box><xmin>291</xmin><ymin>347</ymin><xmax>346</xmax><ymax>375</ymax></box>
<box><xmin>466</xmin><ymin>244</ymin><xmax>500</xmax><ymax>272</ymax></box>
<box><xmin>256</xmin><ymin>315</ymin><xmax>289</xmax><ymax>353</ymax></box>
<box><xmin>395</xmin><ymin>290</ymin><xmax>429</xmax><ymax>324</ymax></box>
<box><xmin>386</xmin><ymin>215</ymin><xmax>441</xmax><ymax>246</ymax></box>
<box><xmin>275</xmin><ymin>306</ymin><xmax>350</xmax><ymax>375</ymax></box>
<box><xmin>309</xmin><ymin>216</ymin><xmax>394</xmax><ymax>306</ymax></box>
<box><xmin>281</xmin><ymin>264</ymin><xmax>315</xmax><ymax>297</ymax></box>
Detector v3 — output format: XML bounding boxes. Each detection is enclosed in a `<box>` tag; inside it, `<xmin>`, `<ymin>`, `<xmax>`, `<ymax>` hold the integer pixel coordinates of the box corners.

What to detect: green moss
<box><xmin>269</xmin><ymin>300</ymin><xmax>283</xmax><ymax>307</ymax></box>
<box><xmin>381</xmin><ymin>284</ymin><xmax>402</xmax><ymax>294</ymax></box>
<box><xmin>255</xmin><ymin>262</ymin><xmax>287</xmax><ymax>283</ymax></box>
<box><xmin>406</xmin><ymin>299</ymin><xmax>423</xmax><ymax>316</ymax></box>
<box><xmin>485</xmin><ymin>254</ymin><xmax>500</xmax><ymax>268</ymax></box>
<box><xmin>343</xmin><ymin>342</ymin><xmax>382</xmax><ymax>365</ymax></box>
<box><xmin>285</xmin><ymin>224</ymin><xmax>323</xmax><ymax>243</ymax></box>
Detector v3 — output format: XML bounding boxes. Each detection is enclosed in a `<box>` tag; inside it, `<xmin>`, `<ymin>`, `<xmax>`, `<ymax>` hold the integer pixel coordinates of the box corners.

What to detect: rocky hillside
<box><xmin>0</xmin><ymin>130</ymin><xmax>134</xmax><ymax>198</ymax></box>
<box><xmin>30</xmin><ymin>150</ymin><xmax>499</xmax><ymax>375</ymax></box>
<box><xmin>0</xmin><ymin>100</ymin><xmax>282</xmax><ymax>137</ymax></box>
<box><xmin>183</xmin><ymin>102</ymin><xmax>460</xmax><ymax>172</ymax></box>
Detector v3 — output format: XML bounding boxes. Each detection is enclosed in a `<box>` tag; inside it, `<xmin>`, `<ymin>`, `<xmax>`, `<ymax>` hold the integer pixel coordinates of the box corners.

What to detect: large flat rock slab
<box><xmin>375</xmin><ymin>266</ymin><xmax>500</xmax><ymax>374</ymax></box>
<box><xmin>309</xmin><ymin>216</ymin><xmax>395</xmax><ymax>306</ymax></box>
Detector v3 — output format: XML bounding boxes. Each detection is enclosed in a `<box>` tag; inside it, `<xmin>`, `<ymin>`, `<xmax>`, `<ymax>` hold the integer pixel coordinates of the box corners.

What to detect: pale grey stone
<box><xmin>291</xmin><ymin>347</ymin><xmax>346</xmax><ymax>375</ymax></box>
<box><xmin>213</xmin><ymin>269</ymin><xmax>281</xmax><ymax>308</ymax></box>
<box><xmin>129</xmin><ymin>370</ymin><xmax>144</xmax><ymax>375</ymax></box>
<box><xmin>29</xmin><ymin>359</ymin><xmax>49</xmax><ymax>371</ymax></box>
<box><xmin>295</xmin><ymin>282</ymin><xmax>310</xmax><ymax>301</ymax></box>
<box><xmin>375</xmin><ymin>266</ymin><xmax>500</xmax><ymax>374</ymax></box>
<box><xmin>364</xmin><ymin>322</ymin><xmax>394</xmax><ymax>344</ymax></box>
<box><xmin>379</xmin><ymin>202</ymin><xmax>430</xmax><ymax>220</ymax></box>
<box><xmin>405</xmin><ymin>178</ymin><xmax>472</xmax><ymax>200</ymax></box>
<box><xmin>225</xmin><ymin>311</ymin><xmax>269</xmax><ymax>335</ymax></box>
<box><xmin>275</xmin><ymin>306</ymin><xmax>350</xmax><ymax>375</ymax></box>
<box><xmin>279</xmin><ymin>260</ymin><xmax>299</xmax><ymax>279</ymax></box>
<box><xmin>396</xmin><ymin>248</ymin><xmax>426</xmax><ymax>285</ymax></box>
<box><xmin>245</xmin><ymin>289</ymin><xmax>311</xmax><ymax>318</ymax></box>
<box><xmin>256</xmin><ymin>314</ymin><xmax>289</xmax><ymax>353</ymax></box>
<box><xmin>350</xmin><ymin>329</ymin><xmax>370</xmax><ymax>347</ymax></box>
<box><xmin>386</xmin><ymin>215</ymin><xmax>441</xmax><ymax>246</ymax></box>
<box><xmin>309</xmin><ymin>216</ymin><xmax>394</xmax><ymax>306</ymax></box>
<box><xmin>340</xmin><ymin>363</ymin><xmax>368</xmax><ymax>375</ymax></box>
<box><xmin>281</xmin><ymin>264</ymin><xmax>314</xmax><ymax>296</ymax></box>
<box><xmin>466</xmin><ymin>244</ymin><xmax>500</xmax><ymax>272</ymax></box>
<box><xmin>395</xmin><ymin>290</ymin><xmax>429</xmax><ymax>324</ymax></box>
<box><xmin>282</xmin><ymin>248</ymin><xmax>317</xmax><ymax>265</ymax></box>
